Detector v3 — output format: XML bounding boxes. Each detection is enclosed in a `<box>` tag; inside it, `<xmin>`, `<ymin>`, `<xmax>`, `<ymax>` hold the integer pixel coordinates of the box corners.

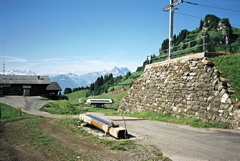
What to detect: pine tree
<box><xmin>161</xmin><ymin>39</ymin><xmax>169</xmax><ymax>51</ymax></box>
<box><xmin>64</xmin><ymin>88</ymin><xmax>72</xmax><ymax>94</ymax></box>
<box><xmin>199</xmin><ymin>20</ymin><xmax>204</xmax><ymax>30</ymax></box>
<box><xmin>103</xmin><ymin>74</ymin><xmax>109</xmax><ymax>83</ymax></box>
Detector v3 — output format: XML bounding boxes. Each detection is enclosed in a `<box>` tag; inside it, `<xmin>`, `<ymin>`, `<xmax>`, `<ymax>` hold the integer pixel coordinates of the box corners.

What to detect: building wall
<box><xmin>31</xmin><ymin>85</ymin><xmax>48</xmax><ymax>95</ymax></box>
<box><xmin>119</xmin><ymin>54</ymin><xmax>240</xmax><ymax>129</ymax></box>
<box><xmin>2</xmin><ymin>84</ymin><xmax>48</xmax><ymax>96</ymax></box>
<box><xmin>2</xmin><ymin>85</ymin><xmax>23</xmax><ymax>95</ymax></box>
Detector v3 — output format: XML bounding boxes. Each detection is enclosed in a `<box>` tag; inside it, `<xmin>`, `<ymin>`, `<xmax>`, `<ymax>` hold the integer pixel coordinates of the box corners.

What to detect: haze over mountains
<box><xmin>50</xmin><ymin>66</ymin><xmax>130</xmax><ymax>90</ymax></box>
<box><xmin>1</xmin><ymin>69</ymin><xmax>37</xmax><ymax>76</ymax></box>
<box><xmin>1</xmin><ymin>67</ymin><xmax>130</xmax><ymax>90</ymax></box>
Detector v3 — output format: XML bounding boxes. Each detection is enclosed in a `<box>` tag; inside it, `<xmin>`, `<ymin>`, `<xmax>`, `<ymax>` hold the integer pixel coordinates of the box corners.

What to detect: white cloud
<box><xmin>3</xmin><ymin>55</ymin><xmax>142</xmax><ymax>76</ymax></box>
<box><xmin>40</xmin><ymin>58</ymin><xmax>64</xmax><ymax>62</ymax></box>
<box><xmin>1</xmin><ymin>56</ymin><xmax>28</xmax><ymax>63</ymax></box>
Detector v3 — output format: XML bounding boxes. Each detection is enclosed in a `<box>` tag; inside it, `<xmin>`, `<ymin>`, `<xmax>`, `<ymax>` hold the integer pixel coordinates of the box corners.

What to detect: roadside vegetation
<box><xmin>124</xmin><ymin>112</ymin><xmax>229</xmax><ymax>129</ymax></box>
<box><xmin>5</xmin><ymin>118</ymin><xmax>82</xmax><ymax>160</ymax></box>
<box><xmin>0</xmin><ymin>104</ymin><xmax>169</xmax><ymax>161</ymax></box>
<box><xmin>0</xmin><ymin>103</ymin><xmax>37</xmax><ymax>123</ymax></box>
<box><xmin>41</xmin><ymin>100</ymin><xmax>84</xmax><ymax>115</ymax></box>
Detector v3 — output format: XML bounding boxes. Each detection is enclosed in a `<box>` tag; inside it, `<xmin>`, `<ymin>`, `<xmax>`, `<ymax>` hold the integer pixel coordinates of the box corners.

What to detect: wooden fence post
<box><xmin>19</xmin><ymin>108</ymin><xmax>21</xmax><ymax>116</ymax></box>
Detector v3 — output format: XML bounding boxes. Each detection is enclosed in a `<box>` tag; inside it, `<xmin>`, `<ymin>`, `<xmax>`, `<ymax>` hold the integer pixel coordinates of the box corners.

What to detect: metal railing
<box><xmin>147</xmin><ymin>36</ymin><xmax>240</xmax><ymax>64</ymax></box>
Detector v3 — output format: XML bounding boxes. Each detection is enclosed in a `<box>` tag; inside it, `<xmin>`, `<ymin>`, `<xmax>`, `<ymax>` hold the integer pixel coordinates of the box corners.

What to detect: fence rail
<box><xmin>147</xmin><ymin>37</ymin><xmax>240</xmax><ymax>64</ymax></box>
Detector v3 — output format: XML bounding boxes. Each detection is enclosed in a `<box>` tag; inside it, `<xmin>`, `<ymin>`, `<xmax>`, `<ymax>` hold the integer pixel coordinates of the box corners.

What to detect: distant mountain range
<box><xmin>50</xmin><ymin>67</ymin><xmax>130</xmax><ymax>90</ymax></box>
<box><xmin>1</xmin><ymin>67</ymin><xmax>130</xmax><ymax>91</ymax></box>
<box><xmin>0</xmin><ymin>69</ymin><xmax>37</xmax><ymax>75</ymax></box>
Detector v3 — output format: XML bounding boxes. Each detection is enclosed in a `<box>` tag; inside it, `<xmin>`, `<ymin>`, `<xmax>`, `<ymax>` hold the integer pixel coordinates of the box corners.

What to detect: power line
<box><xmin>175</xmin><ymin>12</ymin><xmax>202</xmax><ymax>19</ymax></box>
<box><xmin>184</xmin><ymin>1</ymin><xmax>240</xmax><ymax>13</ymax></box>
<box><xmin>175</xmin><ymin>11</ymin><xmax>240</xmax><ymax>28</ymax></box>
<box><xmin>181</xmin><ymin>1</ymin><xmax>240</xmax><ymax>27</ymax></box>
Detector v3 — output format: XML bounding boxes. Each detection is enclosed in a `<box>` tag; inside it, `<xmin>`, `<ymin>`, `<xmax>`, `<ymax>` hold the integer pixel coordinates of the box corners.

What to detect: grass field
<box><xmin>124</xmin><ymin>111</ymin><xmax>229</xmax><ymax>129</ymax></box>
<box><xmin>0</xmin><ymin>103</ymin><xmax>37</xmax><ymax>123</ymax></box>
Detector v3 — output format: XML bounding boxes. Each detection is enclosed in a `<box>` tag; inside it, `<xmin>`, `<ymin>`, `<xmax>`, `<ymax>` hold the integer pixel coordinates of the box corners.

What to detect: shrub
<box><xmin>41</xmin><ymin>101</ymin><xmax>83</xmax><ymax>115</ymax></box>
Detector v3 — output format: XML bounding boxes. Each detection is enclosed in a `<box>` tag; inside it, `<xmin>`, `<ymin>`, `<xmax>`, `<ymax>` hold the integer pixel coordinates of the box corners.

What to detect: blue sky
<box><xmin>0</xmin><ymin>0</ymin><xmax>239</xmax><ymax>75</ymax></box>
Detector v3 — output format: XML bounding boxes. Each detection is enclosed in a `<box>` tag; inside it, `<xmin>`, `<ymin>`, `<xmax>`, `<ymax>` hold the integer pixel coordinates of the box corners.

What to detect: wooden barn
<box><xmin>0</xmin><ymin>75</ymin><xmax>62</xmax><ymax>99</ymax></box>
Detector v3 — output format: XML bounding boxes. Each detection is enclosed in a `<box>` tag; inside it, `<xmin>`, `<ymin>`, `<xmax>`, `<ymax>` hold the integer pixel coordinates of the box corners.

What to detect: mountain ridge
<box><xmin>51</xmin><ymin>66</ymin><xmax>130</xmax><ymax>90</ymax></box>
<box><xmin>0</xmin><ymin>67</ymin><xmax>130</xmax><ymax>91</ymax></box>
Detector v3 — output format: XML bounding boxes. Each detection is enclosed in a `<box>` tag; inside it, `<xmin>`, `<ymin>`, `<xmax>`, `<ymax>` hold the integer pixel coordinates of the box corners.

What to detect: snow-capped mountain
<box><xmin>0</xmin><ymin>69</ymin><xmax>37</xmax><ymax>75</ymax></box>
<box><xmin>50</xmin><ymin>74</ymin><xmax>81</xmax><ymax>90</ymax></box>
<box><xmin>110</xmin><ymin>67</ymin><xmax>130</xmax><ymax>76</ymax></box>
<box><xmin>1</xmin><ymin>67</ymin><xmax>130</xmax><ymax>91</ymax></box>
<box><xmin>50</xmin><ymin>66</ymin><xmax>130</xmax><ymax>91</ymax></box>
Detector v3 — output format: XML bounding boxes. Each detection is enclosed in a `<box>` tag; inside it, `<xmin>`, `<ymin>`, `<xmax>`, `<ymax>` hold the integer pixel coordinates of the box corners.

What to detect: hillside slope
<box><xmin>158</xmin><ymin>14</ymin><xmax>240</xmax><ymax>60</ymax></box>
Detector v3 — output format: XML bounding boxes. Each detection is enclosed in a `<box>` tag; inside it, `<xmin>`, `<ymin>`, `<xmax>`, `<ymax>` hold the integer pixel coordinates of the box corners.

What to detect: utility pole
<box><xmin>163</xmin><ymin>0</ymin><xmax>183</xmax><ymax>59</ymax></box>
<box><xmin>2</xmin><ymin>40</ymin><xmax>5</xmax><ymax>75</ymax></box>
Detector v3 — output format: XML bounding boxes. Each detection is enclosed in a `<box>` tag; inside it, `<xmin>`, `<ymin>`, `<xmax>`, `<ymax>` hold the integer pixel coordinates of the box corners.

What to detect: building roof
<box><xmin>0</xmin><ymin>75</ymin><xmax>51</xmax><ymax>85</ymax></box>
<box><xmin>46</xmin><ymin>82</ymin><xmax>62</xmax><ymax>91</ymax></box>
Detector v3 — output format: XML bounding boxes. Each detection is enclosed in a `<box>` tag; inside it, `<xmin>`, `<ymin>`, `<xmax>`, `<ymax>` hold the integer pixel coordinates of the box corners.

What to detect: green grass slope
<box><xmin>211</xmin><ymin>54</ymin><xmax>240</xmax><ymax>100</ymax></box>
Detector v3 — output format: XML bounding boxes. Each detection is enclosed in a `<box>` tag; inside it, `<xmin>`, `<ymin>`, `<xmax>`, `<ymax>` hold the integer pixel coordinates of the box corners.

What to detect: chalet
<box><xmin>0</xmin><ymin>75</ymin><xmax>62</xmax><ymax>99</ymax></box>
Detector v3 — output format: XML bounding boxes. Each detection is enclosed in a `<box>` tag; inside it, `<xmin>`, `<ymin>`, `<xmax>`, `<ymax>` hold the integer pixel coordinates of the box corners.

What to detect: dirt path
<box><xmin>0</xmin><ymin>117</ymin><xmax>161</xmax><ymax>161</ymax></box>
<box><xmin>0</xmin><ymin>121</ymin><xmax>49</xmax><ymax>161</ymax></box>
<box><xmin>39</xmin><ymin>119</ymin><xmax>158</xmax><ymax>161</ymax></box>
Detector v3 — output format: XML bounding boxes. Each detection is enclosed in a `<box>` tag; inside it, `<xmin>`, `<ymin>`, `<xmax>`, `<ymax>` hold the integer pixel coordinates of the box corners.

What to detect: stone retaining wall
<box><xmin>120</xmin><ymin>53</ymin><xmax>240</xmax><ymax>129</ymax></box>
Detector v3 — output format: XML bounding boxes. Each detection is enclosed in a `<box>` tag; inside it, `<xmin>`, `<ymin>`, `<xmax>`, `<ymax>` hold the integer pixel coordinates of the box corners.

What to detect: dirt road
<box><xmin>1</xmin><ymin>96</ymin><xmax>240</xmax><ymax>161</ymax></box>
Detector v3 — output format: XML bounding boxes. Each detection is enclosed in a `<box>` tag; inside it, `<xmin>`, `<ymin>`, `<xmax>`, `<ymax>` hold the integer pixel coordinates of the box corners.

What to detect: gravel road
<box><xmin>1</xmin><ymin>96</ymin><xmax>240</xmax><ymax>161</ymax></box>
<box><xmin>92</xmin><ymin>113</ymin><xmax>240</xmax><ymax>161</ymax></box>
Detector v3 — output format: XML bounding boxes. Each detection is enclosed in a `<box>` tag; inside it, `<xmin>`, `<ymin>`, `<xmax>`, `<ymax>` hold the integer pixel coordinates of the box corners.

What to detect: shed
<box><xmin>46</xmin><ymin>82</ymin><xmax>62</xmax><ymax>99</ymax></box>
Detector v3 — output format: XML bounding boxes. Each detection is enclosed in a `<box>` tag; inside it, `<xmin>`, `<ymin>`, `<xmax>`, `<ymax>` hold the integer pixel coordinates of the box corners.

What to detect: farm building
<box><xmin>0</xmin><ymin>75</ymin><xmax>62</xmax><ymax>99</ymax></box>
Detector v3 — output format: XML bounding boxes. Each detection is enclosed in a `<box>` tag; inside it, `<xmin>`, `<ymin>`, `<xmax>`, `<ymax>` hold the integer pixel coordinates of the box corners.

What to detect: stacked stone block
<box><xmin>120</xmin><ymin>56</ymin><xmax>240</xmax><ymax>128</ymax></box>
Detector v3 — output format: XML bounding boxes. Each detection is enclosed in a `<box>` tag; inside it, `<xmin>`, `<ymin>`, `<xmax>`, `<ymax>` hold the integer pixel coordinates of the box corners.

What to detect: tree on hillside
<box><xmin>199</xmin><ymin>19</ymin><xmax>204</xmax><ymax>31</ymax></box>
<box><xmin>64</xmin><ymin>87</ymin><xmax>72</xmax><ymax>94</ymax></box>
<box><xmin>136</xmin><ymin>58</ymin><xmax>149</xmax><ymax>72</ymax></box>
<box><xmin>125</xmin><ymin>72</ymin><xmax>131</xmax><ymax>79</ymax></box>
<box><xmin>111</xmin><ymin>87</ymin><xmax>115</xmax><ymax>92</ymax></box>
<box><xmin>90</xmin><ymin>83</ymin><xmax>94</xmax><ymax>91</ymax></box>
<box><xmin>72</xmin><ymin>86</ymin><xmax>86</xmax><ymax>92</ymax></box>
<box><xmin>160</xmin><ymin>39</ymin><xmax>169</xmax><ymax>51</ymax></box>
<box><xmin>204</xmin><ymin>14</ymin><xmax>220</xmax><ymax>29</ymax></box>
<box><xmin>173</xmin><ymin>34</ymin><xmax>177</xmax><ymax>44</ymax></box>
<box><xmin>109</xmin><ymin>73</ymin><xmax>113</xmax><ymax>80</ymax></box>
<box><xmin>86</xmin><ymin>73</ymin><xmax>116</xmax><ymax>96</ymax></box>
<box><xmin>103</xmin><ymin>74</ymin><xmax>109</xmax><ymax>83</ymax></box>
<box><xmin>175</xmin><ymin>29</ymin><xmax>190</xmax><ymax>45</ymax></box>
